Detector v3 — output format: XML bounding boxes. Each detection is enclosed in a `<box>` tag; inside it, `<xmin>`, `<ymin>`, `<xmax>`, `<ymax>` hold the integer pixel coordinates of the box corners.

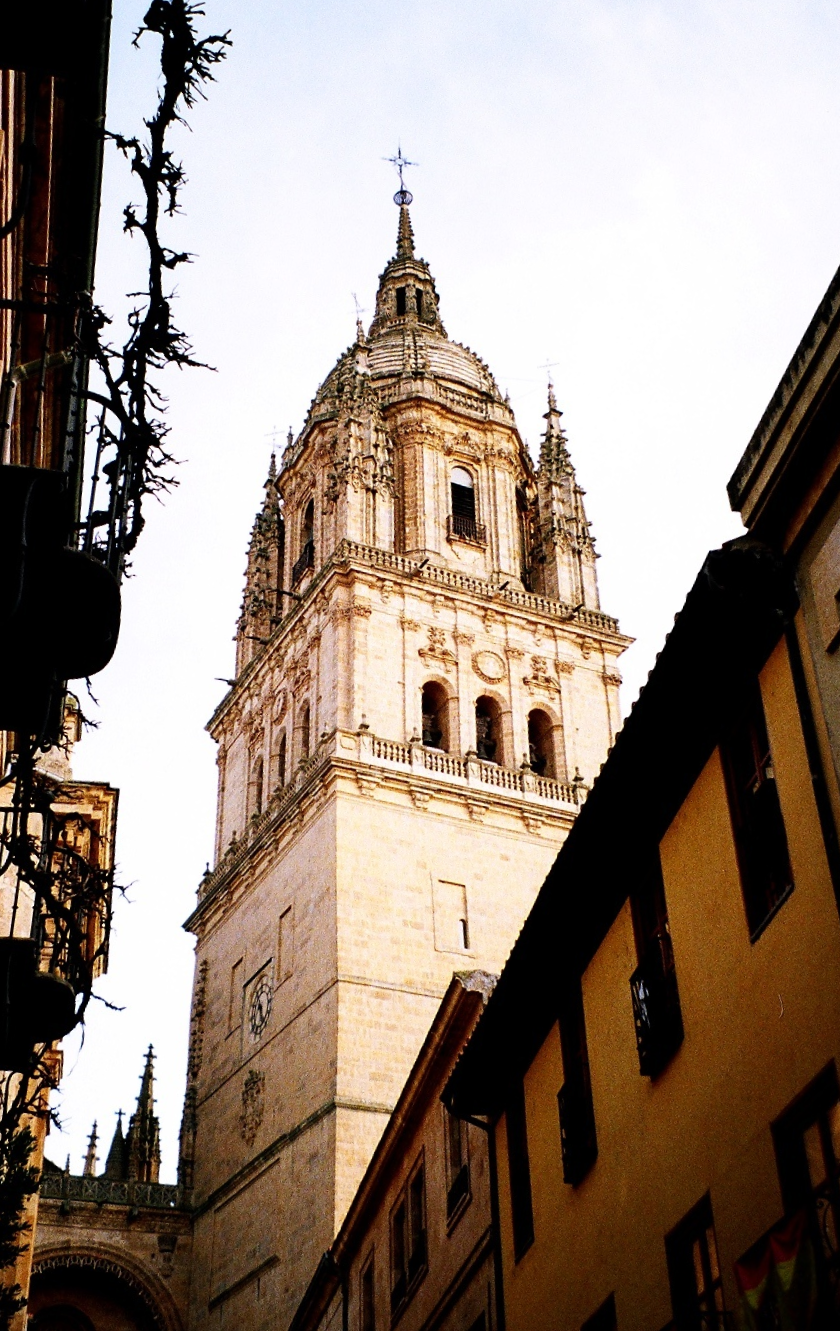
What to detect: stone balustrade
<box><xmin>199</xmin><ymin>728</ymin><xmax>587</xmax><ymax>905</ymax></box>
<box><xmin>39</xmin><ymin>1172</ymin><xmax>185</xmax><ymax>1211</ymax></box>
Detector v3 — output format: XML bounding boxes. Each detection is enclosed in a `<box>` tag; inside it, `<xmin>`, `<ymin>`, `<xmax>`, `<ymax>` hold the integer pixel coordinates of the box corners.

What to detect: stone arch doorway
<box><xmin>30</xmin><ymin>1251</ymin><xmax>180</xmax><ymax>1331</ymax></box>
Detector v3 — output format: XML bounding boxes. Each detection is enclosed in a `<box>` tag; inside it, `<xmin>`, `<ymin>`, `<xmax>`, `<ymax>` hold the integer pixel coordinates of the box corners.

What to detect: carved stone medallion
<box><xmin>472</xmin><ymin>650</ymin><xmax>506</xmax><ymax>684</ymax></box>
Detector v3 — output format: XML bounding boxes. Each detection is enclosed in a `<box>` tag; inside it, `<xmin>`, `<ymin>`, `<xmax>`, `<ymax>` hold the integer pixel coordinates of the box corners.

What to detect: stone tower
<box><xmin>182</xmin><ymin>198</ymin><xmax>631</xmax><ymax>1331</ymax></box>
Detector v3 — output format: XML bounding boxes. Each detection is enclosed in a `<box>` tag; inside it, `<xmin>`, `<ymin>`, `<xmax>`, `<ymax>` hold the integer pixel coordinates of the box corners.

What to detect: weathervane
<box><xmin>384</xmin><ymin>144</ymin><xmax>417</xmax><ymax>206</ymax></box>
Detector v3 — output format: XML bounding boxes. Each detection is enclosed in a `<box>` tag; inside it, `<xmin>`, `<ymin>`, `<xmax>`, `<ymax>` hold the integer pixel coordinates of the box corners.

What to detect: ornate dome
<box><xmin>310</xmin><ymin>203</ymin><xmax>507</xmax><ymax>414</ymax></box>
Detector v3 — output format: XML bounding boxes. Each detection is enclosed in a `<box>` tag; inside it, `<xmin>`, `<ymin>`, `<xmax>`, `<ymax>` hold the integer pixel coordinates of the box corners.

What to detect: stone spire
<box><xmin>367</xmin><ymin>200</ymin><xmax>446</xmax><ymax>339</ymax></box>
<box><xmin>534</xmin><ymin>383</ymin><xmax>600</xmax><ymax>608</ymax></box>
<box><xmin>103</xmin><ymin>1110</ymin><xmax>126</xmax><ymax>1179</ymax></box>
<box><xmin>540</xmin><ymin>382</ymin><xmax>573</xmax><ymax>481</ymax></box>
<box><xmin>82</xmin><ymin>1122</ymin><xmax>98</xmax><ymax>1177</ymax></box>
<box><xmin>396</xmin><ymin>203</ymin><xmax>415</xmax><ymax>258</ymax></box>
<box><xmin>124</xmin><ymin>1045</ymin><xmax>161</xmax><ymax>1183</ymax></box>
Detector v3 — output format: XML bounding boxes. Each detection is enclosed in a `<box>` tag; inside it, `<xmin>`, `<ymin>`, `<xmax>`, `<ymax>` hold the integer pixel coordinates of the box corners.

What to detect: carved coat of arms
<box><xmin>239</xmin><ymin>1069</ymin><xmax>265</xmax><ymax>1146</ymax></box>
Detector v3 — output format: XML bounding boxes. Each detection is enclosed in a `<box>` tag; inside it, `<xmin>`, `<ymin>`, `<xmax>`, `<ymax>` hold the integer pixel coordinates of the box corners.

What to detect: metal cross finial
<box><xmin>384</xmin><ymin>144</ymin><xmax>417</xmax><ymax>205</ymax></box>
<box><xmin>351</xmin><ymin>292</ymin><xmax>367</xmax><ymax>340</ymax></box>
<box><xmin>540</xmin><ymin>359</ymin><xmax>560</xmax><ymax>388</ymax></box>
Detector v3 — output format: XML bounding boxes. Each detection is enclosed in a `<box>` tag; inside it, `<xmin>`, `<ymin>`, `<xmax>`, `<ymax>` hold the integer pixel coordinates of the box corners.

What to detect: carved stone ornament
<box><xmin>454</xmin><ymin>631</ymin><xmax>475</xmax><ymax>646</ymax></box>
<box><xmin>472</xmin><ymin>650</ymin><xmax>506</xmax><ymax>684</ymax></box>
<box><xmin>419</xmin><ymin>626</ymin><xmax>457</xmax><ymax>673</ymax></box>
<box><xmin>603</xmin><ymin>670</ymin><xmax>622</xmax><ymax>687</ymax></box>
<box><xmin>400</xmin><ymin>616</ymin><xmax>422</xmax><ymax>633</ymax></box>
<box><xmin>292</xmin><ymin>666</ymin><xmax>311</xmax><ymax>696</ymax></box>
<box><xmin>523</xmin><ymin>655</ymin><xmax>561</xmax><ymax>694</ymax></box>
<box><xmin>239</xmin><ymin>1069</ymin><xmax>265</xmax><ymax>1146</ymax></box>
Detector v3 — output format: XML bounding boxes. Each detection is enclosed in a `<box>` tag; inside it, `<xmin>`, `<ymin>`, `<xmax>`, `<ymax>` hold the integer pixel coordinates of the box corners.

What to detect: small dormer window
<box><xmin>415</xmin><ymin>288</ymin><xmax>423</xmax><ymax>317</ymax></box>
<box><xmin>396</xmin><ymin>287</ymin><xmax>407</xmax><ymax>316</ymax></box>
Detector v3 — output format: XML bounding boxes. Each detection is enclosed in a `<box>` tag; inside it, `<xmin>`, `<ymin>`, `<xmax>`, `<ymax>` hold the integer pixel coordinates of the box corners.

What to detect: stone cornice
<box><xmin>186</xmin><ymin>729</ymin><xmax>584</xmax><ymax>934</ymax></box>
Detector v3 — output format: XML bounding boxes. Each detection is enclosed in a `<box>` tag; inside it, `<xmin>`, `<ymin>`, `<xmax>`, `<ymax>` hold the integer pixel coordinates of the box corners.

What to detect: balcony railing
<box><xmin>291</xmin><ymin>539</ymin><xmax>314</xmax><ymax>584</ymax></box>
<box><xmin>557</xmin><ymin>1080</ymin><xmax>597</xmax><ymax>1186</ymax></box>
<box><xmin>630</xmin><ymin>937</ymin><xmax>684</xmax><ymax>1078</ymax></box>
<box><xmin>447</xmin><ymin>513</ymin><xmax>487</xmax><ymax>545</ymax></box>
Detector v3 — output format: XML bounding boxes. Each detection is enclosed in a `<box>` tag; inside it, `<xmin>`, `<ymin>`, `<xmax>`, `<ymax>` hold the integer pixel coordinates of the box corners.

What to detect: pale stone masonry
<box><xmin>182</xmin><ymin>199</ymin><xmax>631</xmax><ymax>1331</ymax></box>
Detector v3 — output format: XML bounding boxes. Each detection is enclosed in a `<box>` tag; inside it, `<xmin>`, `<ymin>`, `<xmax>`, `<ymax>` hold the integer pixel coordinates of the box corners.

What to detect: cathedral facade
<box><xmin>32</xmin><ymin>195</ymin><xmax>629</xmax><ymax>1331</ymax></box>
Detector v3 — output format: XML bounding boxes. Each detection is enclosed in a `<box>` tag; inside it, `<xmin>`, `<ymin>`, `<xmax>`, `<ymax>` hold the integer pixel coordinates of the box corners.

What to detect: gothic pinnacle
<box><xmin>396</xmin><ymin>204</ymin><xmax>415</xmax><ymax>259</ymax></box>
<box><xmin>83</xmin><ymin>1121</ymin><xmax>98</xmax><ymax>1177</ymax></box>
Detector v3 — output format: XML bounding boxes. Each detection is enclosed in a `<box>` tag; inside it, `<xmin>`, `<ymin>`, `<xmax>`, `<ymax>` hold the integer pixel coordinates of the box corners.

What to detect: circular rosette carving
<box><xmin>472</xmin><ymin>650</ymin><xmax>506</xmax><ymax>684</ymax></box>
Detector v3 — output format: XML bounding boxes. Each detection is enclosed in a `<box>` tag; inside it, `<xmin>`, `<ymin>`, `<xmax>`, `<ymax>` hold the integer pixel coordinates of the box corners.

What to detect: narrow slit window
<box><xmin>415</xmin><ymin>288</ymin><xmax>423</xmax><ymax>316</ymax></box>
<box><xmin>396</xmin><ymin>286</ymin><xmax>407</xmax><ymax>316</ymax></box>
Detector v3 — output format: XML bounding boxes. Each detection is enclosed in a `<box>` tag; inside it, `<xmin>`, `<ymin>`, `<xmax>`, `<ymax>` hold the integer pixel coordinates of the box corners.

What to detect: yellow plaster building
<box><xmin>180</xmin><ymin>195</ymin><xmax>629</xmax><ymax>1331</ymax></box>
<box><xmin>447</xmin><ymin>263</ymin><xmax>840</xmax><ymax>1331</ymax></box>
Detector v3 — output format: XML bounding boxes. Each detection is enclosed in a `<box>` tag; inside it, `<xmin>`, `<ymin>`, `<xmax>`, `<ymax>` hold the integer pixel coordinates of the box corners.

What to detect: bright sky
<box><xmin>51</xmin><ymin>0</ymin><xmax>840</xmax><ymax>1178</ymax></box>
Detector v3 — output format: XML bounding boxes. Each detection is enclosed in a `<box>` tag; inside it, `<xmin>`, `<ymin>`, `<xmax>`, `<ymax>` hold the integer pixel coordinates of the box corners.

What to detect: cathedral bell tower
<box><xmin>183</xmin><ymin>193</ymin><xmax>631</xmax><ymax>1331</ymax></box>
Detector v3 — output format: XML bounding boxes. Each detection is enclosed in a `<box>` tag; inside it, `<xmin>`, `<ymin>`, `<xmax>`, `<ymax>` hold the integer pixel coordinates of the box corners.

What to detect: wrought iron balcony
<box><xmin>557</xmin><ymin>1080</ymin><xmax>597</xmax><ymax>1186</ymax></box>
<box><xmin>447</xmin><ymin>513</ymin><xmax>487</xmax><ymax>545</ymax></box>
<box><xmin>630</xmin><ymin>937</ymin><xmax>684</xmax><ymax>1078</ymax></box>
<box><xmin>291</xmin><ymin>539</ymin><xmax>314</xmax><ymax>584</ymax></box>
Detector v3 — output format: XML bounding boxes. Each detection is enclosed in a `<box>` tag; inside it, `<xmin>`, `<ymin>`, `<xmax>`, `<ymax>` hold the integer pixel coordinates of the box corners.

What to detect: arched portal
<box><xmin>30</xmin><ymin>1250</ymin><xmax>179</xmax><ymax>1331</ymax></box>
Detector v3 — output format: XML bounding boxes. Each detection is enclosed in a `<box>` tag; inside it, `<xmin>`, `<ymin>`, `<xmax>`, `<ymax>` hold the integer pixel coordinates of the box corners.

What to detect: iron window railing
<box><xmin>447</xmin><ymin>513</ymin><xmax>487</xmax><ymax>545</ymax></box>
<box><xmin>292</xmin><ymin>539</ymin><xmax>314</xmax><ymax>584</ymax></box>
<box><xmin>630</xmin><ymin>935</ymin><xmax>684</xmax><ymax>1078</ymax></box>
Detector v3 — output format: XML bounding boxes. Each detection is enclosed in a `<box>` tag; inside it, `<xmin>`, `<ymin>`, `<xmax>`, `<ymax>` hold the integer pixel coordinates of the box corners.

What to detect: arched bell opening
<box><xmin>276</xmin><ymin>732</ymin><xmax>287</xmax><ymax>788</ymax></box>
<box><xmin>293</xmin><ymin>499</ymin><xmax>315</xmax><ymax>584</ymax></box>
<box><xmin>475</xmin><ymin>695</ymin><xmax>503</xmax><ymax>765</ymax></box>
<box><xmin>300</xmin><ymin>499</ymin><xmax>314</xmax><ymax>552</ymax></box>
<box><xmin>450</xmin><ymin>466</ymin><xmax>481</xmax><ymax>543</ymax></box>
<box><xmin>421</xmin><ymin>681</ymin><xmax>449</xmax><ymax>751</ymax></box>
<box><xmin>527</xmin><ymin>708</ymin><xmax>556</xmax><ymax>779</ymax></box>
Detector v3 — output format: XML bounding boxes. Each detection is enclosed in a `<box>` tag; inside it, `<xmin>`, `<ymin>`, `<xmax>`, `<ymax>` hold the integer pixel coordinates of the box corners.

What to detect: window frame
<box><xmin>665</xmin><ymin>1193</ymin><xmax>726</xmax><ymax>1331</ymax></box>
<box><xmin>581</xmin><ymin>1293</ymin><xmax>616</xmax><ymax>1331</ymax></box>
<box><xmin>443</xmin><ymin>1105</ymin><xmax>471</xmax><ymax>1228</ymax></box>
<box><xmin>389</xmin><ymin>1153</ymin><xmax>428</xmax><ymax>1319</ymax></box>
<box><xmin>360</xmin><ymin>1249</ymin><xmax>376</xmax><ymax>1331</ymax></box>
<box><xmin>629</xmin><ymin>850</ymin><xmax>684</xmax><ymax>1078</ymax></box>
<box><xmin>772</xmin><ymin>1061</ymin><xmax>840</xmax><ymax>1302</ymax></box>
<box><xmin>506</xmin><ymin>1076</ymin><xmax>535</xmax><ymax>1261</ymax></box>
<box><xmin>557</xmin><ymin>976</ymin><xmax>598</xmax><ymax>1187</ymax></box>
<box><xmin>721</xmin><ymin>676</ymin><xmax>794</xmax><ymax>942</ymax></box>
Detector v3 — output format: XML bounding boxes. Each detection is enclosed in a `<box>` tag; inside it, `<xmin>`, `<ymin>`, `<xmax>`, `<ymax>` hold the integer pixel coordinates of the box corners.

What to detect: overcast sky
<box><xmin>51</xmin><ymin>0</ymin><xmax>840</xmax><ymax>1178</ymax></box>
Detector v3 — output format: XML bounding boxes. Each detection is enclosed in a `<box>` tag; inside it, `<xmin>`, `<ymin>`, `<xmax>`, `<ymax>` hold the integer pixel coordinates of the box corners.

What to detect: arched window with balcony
<box><xmin>528</xmin><ymin>709</ymin><xmax>556</xmax><ymax>779</ymax></box>
<box><xmin>293</xmin><ymin>499</ymin><xmax>315</xmax><ymax>584</ymax></box>
<box><xmin>449</xmin><ymin>468</ymin><xmax>485</xmax><ymax>545</ymax></box>
<box><xmin>475</xmin><ymin>696</ymin><xmax>503</xmax><ymax>764</ymax></box>
<box><xmin>421</xmin><ymin>682</ymin><xmax>449</xmax><ymax>751</ymax></box>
